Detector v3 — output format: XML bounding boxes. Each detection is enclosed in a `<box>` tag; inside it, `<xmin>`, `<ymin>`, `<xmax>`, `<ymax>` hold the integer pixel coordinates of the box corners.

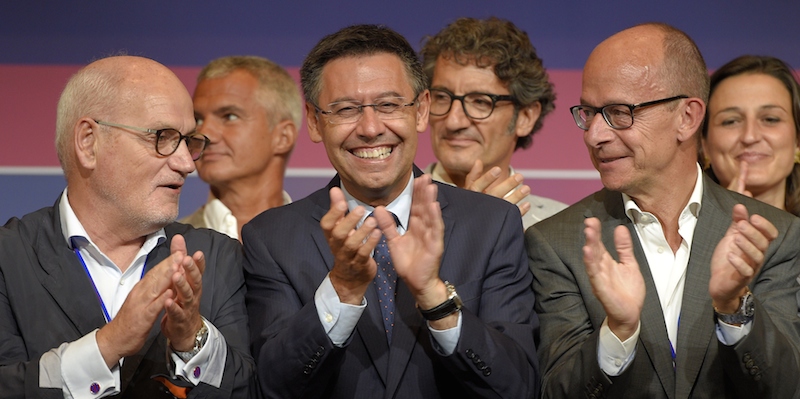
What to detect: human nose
<box><xmin>196</xmin><ymin>118</ymin><xmax>220</xmax><ymax>143</ymax></box>
<box><xmin>583</xmin><ymin>112</ymin><xmax>615</xmax><ymax>148</ymax></box>
<box><xmin>355</xmin><ymin>106</ymin><xmax>385</xmax><ymax>139</ymax></box>
<box><xmin>741</xmin><ymin>118</ymin><xmax>761</xmax><ymax>144</ymax></box>
<box><xmin>442</xmin><ymin>97</ymin><xmax>471</xmax><ymax>131</ymax></box>
<box><xmin>169</xmin><ymin>140</ymin><xmax>196</xmax><ymax>175</ymax></box>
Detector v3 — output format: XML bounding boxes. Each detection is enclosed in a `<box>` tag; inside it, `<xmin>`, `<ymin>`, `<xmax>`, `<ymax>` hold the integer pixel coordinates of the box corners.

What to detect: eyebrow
<box><xmin>714</xmin><ymin>104</ymin><xmax>788</xmax><ymax>115</ymax></box>
<box><xmin>328</xmin><ymin>91</ymin><xmax>407</xmax><ymax>104</ymax></box>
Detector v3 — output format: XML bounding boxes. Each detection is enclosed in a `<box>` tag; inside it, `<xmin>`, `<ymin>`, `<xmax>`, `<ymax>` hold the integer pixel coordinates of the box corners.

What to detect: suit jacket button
<box><xmin>754</xmin><ymin>373</ymin><xmax>762</xmax><ymax>381</ymax></box>
<box><xmin>742</xmin><ymin>353</ymin><xmax>752</xmax><ymax>362</ymax></box>
<box><xmin>466</xmin><ymin>349</ymin><xmax>475</xmax><ymax>359</ymax></box>
<box><xmin>745</xmin><ymin>359</ymin><xmax>754</xmax><ymax>368</ymax></box>
<box><xmin>482</xmin><ymin>367</ymin><xmax>492</xmax><ymax>376</ymax></box>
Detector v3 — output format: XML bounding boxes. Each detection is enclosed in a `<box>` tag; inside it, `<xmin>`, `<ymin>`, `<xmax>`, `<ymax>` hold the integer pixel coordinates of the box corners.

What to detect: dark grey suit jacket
<box><xmin>527</xmin><ymin>175</ymin><xmax>800</xmax><ymax>399</ymax></box>
<box><xmin>0</xmin><ymin>199</ymin><xmax>255</xmax><ymax>398</ymax></box>
<box><xmin>243</xmin><ymin>168</ymin><xmax>539</xmax><ymax>399</ymax></box>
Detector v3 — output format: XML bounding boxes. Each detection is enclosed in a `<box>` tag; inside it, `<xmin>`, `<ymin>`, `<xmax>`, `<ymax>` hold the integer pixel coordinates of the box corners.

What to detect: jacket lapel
<box><xmin>674</xmin><ymin>179</ymin><xmax>729</xmax><ymax>399</ymax></box>
<box><xmin>37</xmin><ymin>203</ymin><xmax>107</xmax><ymax>335</ymax></box>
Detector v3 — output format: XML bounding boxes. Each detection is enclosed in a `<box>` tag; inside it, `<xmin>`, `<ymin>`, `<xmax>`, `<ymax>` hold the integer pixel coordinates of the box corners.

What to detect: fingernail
<box><xmin>491</xmin><ymin>167</ymin><xmax>500</xmax><ymax>177</ymax></box>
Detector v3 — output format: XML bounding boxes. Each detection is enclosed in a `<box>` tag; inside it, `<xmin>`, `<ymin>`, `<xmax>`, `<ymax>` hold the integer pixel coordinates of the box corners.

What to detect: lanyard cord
<box><xmin>71</xmin><ymin>238</ymin><xmax>148</xmax><ymax>323</ymax></box>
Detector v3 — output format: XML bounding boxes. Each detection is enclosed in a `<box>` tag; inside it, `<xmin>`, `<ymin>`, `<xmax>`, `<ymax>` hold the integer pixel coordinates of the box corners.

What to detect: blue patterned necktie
<box><xmin>371</xmin><ymin>212</ymin><xmax>398</xmax><ymax>344</ymax></box>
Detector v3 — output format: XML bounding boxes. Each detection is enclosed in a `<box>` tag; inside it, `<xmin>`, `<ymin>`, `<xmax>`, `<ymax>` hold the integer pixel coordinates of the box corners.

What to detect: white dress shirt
<box><xmin>314</xmin><ymin>175</ymin><xmax>462</xmax><ymax>355</ymax></box>
<box><xmin>598</xmin><ymin>164</ymin><xmax>752</xmax><ymax>375</ymax></box>
<box><xmin>38</xmin><ymin>190</ymin><xmax>227</xmax><ymax>398</ymax></box>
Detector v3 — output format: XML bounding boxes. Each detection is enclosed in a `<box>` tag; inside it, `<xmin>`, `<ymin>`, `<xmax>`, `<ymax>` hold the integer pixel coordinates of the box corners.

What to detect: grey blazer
<box><xmin>0</xmin><ymin>199</ymin><xmax>254</xmax><ymax>398</ymax></box>
<box><xmin>527</xmin><ymin>175</ymin><xmax>800</xmax><ymax>399</ymax></box>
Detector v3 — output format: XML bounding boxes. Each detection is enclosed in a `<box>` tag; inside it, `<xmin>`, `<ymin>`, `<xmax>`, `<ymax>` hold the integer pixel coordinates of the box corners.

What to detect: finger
<box><xmin>373</xmin><ymin>206</ymin><xmax>399</xmax><ymax>240</ymax></box>
<box><xmin>502</xmin><ymin>183</ymin><xmax>530</xmax><ymax>205</ymax></box>
<box><xmin>732</xmin><ymin>233</ymin><xmax>766</xmax><ymax>269</ymax></box>
<box><xmin>582</xmin><ymin>218</ymin><xmax>606</xmax><ymax>271</ymax></box>
<box><xmin>518</xmin><ymin>201</ymin><xmax>531</xmax><ymax>217</ymax></box>
<box><xmin>464</xmin><ymin>159</ymin><xmax>486</xmax><ymax>190</ymax></box>
<box><xmin>330</xmin><ymin>206</ymin><xmax>367</xmax><ymax>242</ymax></box>
<box><xmin>748</xmin><ymin>213</ymin><xmax>779</xmax><ymax>243</ymax></box>
<box><xmin>347</xmin><ymin>214</ymin><xmax>382</xmax><ymax>258</ymax></box>
<box><xmin>172</xmin><ymin>267</ymin><xmax>195</xmax><ymax>305</ymax></box>
<box><xmin>737</xmin><ymin>162</ymin><xmax>749</xmax><ymax>194</ymax></box>
<box><xmin>484</xmin><ymin>174</ymin><xmax>524</xmax><ymax>199</ymax></box>
<box><xmin>191</xmin><ymin>250</ymin><xmax>206</xmax><ymax>278</ymax></box>
<box><xmin>469</xmin><ymin>167</ymin><xmax>503</xmax><ymax>194</ymax></box>
<box><xmin>321</xmin><ymin>187</ymin><xmax>349</xmax><ymax>232</ymax></box>
<box><xmin>170</xmin><ymin>234</ymin><xmax>187</xmax><ymax>257</ymax></box>
<box><xmin>727</xmin><ymin>252</ymin><xmax>756</xmax><ymax>278</ymax></box>
<box><xmin>140</xmin><ymin>253</ymin><xmax>180</xmax><ymax>300</ymax></box>
<box><xmin>613</xmin><ymin>225</ymin><xmax>636</xmax><ymax>267</ymax></box>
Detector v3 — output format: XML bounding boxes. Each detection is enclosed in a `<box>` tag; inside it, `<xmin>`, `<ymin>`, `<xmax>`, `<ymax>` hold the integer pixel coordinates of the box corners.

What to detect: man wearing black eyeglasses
<box><xmin>0</xmin><ymin>56</ymin><xmax>253</xmax><ymax>398</ymax></box>
<box><xmin>421</xmin><ymin>17</ymin><xmax>567</xmax><ymax>230</ymax></box>
<box><xmin>527</xmin><ymin>23</ymin><xmax>800</xmax><ymax>398</ymax></box>
<box><xmin>242</xmin><ymin>24</ymin><xmax>539</xmax><ymax>398</ymax></box>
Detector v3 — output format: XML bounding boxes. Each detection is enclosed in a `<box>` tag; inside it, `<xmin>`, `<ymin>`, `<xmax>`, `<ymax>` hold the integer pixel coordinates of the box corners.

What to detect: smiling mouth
<box><xmin>352</xmin><ymin>146</ymin><xmax>393</xmax><ymax>160</ymax></box>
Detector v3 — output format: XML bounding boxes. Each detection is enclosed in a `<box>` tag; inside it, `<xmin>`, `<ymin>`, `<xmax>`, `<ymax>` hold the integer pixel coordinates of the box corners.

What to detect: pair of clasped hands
<box><xmin>322</xmin><ymin>175</ymin><xmax>460</xmax><ymax>329</ymax></box>
<box><xmin>96</xmin><ymin>235</ymin><xmax>205</xmax><ymax>368</ymax></box>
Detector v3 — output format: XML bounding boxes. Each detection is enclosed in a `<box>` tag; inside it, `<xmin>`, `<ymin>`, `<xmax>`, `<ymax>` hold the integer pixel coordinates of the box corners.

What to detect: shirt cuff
<box><xmin>428</xmin><ymin>311</ymin><xmax>462</xmax><ymax>355</ymax></box>
<box><xmin>170</xmin><ymin>318</ymin><xmax>227</xmax><ymax>387</ymax></box>
<box><xmin>60</xmin><ymin>329</ymin><xmax>120</xmax><ymax>398</ymax></box>
<box><xmin>716</xmin><ymin>319</ymin><xmax>753</xmax><ymax>346</ymax></box>
<box><xmin>598</xmin><ymin>318</ymin><xmax>639</xmax><ymax>376</ymax></box>
<box><xmin>315</xmin><ymin>274</ymin><xmax>366</xmax><ymax>346</ymax></box>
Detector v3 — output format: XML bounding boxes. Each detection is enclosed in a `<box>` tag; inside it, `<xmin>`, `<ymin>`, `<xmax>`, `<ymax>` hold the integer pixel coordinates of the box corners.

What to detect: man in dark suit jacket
<box><xmin>0</xmin><ymin>56</ymin><xmax>253</xmax><ymax>398</ymax></box>
<box><xmin>527</xmin><ymin>23</ymin><xmax>800</xmax><ymax>398</ymax></box>
<box><xmin>243</xmin><ymin>25</ymin><xmax>539</xmax><ymax>398</ymax></box>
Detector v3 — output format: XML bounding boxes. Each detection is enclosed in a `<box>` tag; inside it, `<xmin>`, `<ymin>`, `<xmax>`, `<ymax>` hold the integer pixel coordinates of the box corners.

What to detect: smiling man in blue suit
<box><xmin>243</xmin><ymin>24</ymin><xmax>539</xmax><ymax>399</ymax></box>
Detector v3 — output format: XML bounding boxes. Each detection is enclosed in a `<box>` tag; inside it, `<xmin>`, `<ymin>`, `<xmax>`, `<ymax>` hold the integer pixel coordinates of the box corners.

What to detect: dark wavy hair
<box><xmin>300</xmin><ymin>24</ymin><xmax>426</xmax><ymax>106</ymax></box>
<box><xmin>700</xmin><ymin>55</ymin><xmax>800</xmax><ymax>216</ymax></box>
<box><xmin>420</xmin><ymin>17</ymin><xmax>555</xmax><ymax>150</ymax></box>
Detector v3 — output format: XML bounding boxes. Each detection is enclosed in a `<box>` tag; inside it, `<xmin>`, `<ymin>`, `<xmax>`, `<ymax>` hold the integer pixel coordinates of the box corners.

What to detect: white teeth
<box><xmin>352</xmin><ymin>147</ymin><xmax>392</xmax><ymax>159</ymax></box>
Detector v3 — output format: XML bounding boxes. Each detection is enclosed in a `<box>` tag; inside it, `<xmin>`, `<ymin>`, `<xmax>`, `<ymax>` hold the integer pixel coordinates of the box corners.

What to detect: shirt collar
<box><xmin>340</xmin><ymin>174</ymin><xmax>413</xmax><ymax>231</ymax></box>
<box><xmin>622</xmin><ymin>163</ymin><xmax>704</xmax><ymax>223</ymax></box>
<box><xmin>59</xmin><ymin>189</ymin><xmax>166</xmax><ymax>251</ymax></box>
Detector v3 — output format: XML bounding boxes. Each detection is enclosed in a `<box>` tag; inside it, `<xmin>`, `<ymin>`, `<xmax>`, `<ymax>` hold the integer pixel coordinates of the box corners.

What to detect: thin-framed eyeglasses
<box><xmin>429</xmin><ymin>88</ymin><xmax>517</xmax><ymax>120</ymax></box>
<box><xmin>313</xmin><ymin>97</ymin><xmax>417</xmax><ymax>125</ymax></box>
<box><xmin>570</xmin><ymin>95</ymin><xmax>689</xmax><ymax>130</ymax></box>
<box><xmin>94</xmin><ymin>120</ymin><xmax>210</xmax><ymax>161</ymax></box>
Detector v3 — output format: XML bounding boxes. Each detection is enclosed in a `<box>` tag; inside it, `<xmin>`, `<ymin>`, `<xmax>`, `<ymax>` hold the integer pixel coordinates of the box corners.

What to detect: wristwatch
<box><xmin>173</xmin><ymin>320</ymin><xmax>209</xmax><ymax>362</ymax></box>
<box><xmin>419</xmin><ymin>281</ymin><xmax>463</xmax><ymax>321</ymax></box>
<box><xmin>714</xmin><ymin>288</ymin><xmax>755</xmax><ymax>325</ymax></box>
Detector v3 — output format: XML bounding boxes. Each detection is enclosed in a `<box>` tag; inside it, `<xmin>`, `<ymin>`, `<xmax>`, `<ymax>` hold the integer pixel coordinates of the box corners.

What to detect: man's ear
<box><xmin>271</xmin><ymin>119</ymin><xmax>298</xmax><ymax>156</ymax></box>
<box><xmin>513</xmin><ymin>101</ymin><xmax>541</xmax><ymax>138</ymax></box>
<box><xmin>677</xmin><ymin>98</ymin><xmax>706</xmax><ymax>143</ymax></box>
<box><xmin>415</xmin><ymin>89</ymin><xmax>430</xmax><ymax>133</ymax></box>
<box><xmin>74</xmin><ymin>118</ymin><xmax>99</xmax><ymax>170</ymax></box>
<box><xmin>306</xmin><ymin>102</ymin><xmax>323</xmax><ymax>143</ymax></box>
